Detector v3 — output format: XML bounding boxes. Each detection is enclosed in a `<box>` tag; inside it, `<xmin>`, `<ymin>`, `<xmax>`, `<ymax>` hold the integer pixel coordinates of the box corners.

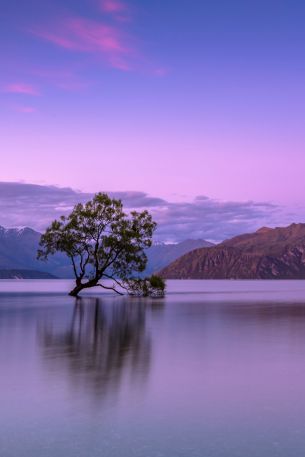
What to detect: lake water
<box><xmin>2</xmin><ymin>280</ymin><xmax>305</xmax><ymax>456</ymax></box>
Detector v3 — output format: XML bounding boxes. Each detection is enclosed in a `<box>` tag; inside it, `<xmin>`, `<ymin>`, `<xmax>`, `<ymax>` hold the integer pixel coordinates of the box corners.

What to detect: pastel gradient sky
<box><xmin>1</xmin><ymin>0</ymin><xmax>305</xmax><ymax>239</ymax></box>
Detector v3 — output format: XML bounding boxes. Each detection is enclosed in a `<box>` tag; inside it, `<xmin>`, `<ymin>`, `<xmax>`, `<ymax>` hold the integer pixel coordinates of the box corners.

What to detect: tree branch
<box><xmin>69</xmin><ymin>254</ymin><xmax>80</xmax><ymax>280</ymax></box>
<box><xmin>102</xmin><ymin>274</ymin><xmax>129</xmax><ymax>291</ymax></box>
<box><xmin>79</xmin><ymin>247</ymin><xmax>91</xmax><ymax>279</ymax></box>
<box><xmin>98</xmin><ymin>246</ymin><xmax>125</xmax><ymax>277</ymax></box>
<box><xmin>96</xmin><ymin>283</ymin><xmax>124</xmax><ymax>296</ymax></box>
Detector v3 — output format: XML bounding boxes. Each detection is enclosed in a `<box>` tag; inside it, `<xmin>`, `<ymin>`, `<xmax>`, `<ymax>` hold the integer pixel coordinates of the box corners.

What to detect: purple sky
<box><xmin>1</xmin><ymin>0</ymin><xmax>305</xmax><ymax>240</ymax></box>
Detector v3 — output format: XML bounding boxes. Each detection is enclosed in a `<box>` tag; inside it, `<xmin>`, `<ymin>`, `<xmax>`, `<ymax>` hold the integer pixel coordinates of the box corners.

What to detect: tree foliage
<box><xmin>126</xmin><ymin>275</ymin><xmax>166</xmax><ymax>297</ymax></box>
<box><xmin>38</xmin><ymin>193</ymin><xmax>165</xmax><ymax>297</ymax></box>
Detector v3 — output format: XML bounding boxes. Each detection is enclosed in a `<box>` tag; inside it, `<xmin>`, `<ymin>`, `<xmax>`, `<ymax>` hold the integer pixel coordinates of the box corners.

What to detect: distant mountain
<box><xmin>0</xmin><ymin>269</ymin><xmax>57</xmax><ymax>279</ymax></box>
<box><xmin>0</xmin><ymin>226</ymin><xmax>71</xmax><ymax>278</ymax></box>
<box><xmin>0</xmin><ymin>226</ymin><xmax>213</xmax><ymax>278</ymax></box>
<box><xmin>160</xmin><ymin>223</ymin><xmax>305</xmax><ymax>279</ymax></box>
<box><xmin>144</xmin><ymin>239</ymin><xmax>214</xmax><ymax>275</ymax></box>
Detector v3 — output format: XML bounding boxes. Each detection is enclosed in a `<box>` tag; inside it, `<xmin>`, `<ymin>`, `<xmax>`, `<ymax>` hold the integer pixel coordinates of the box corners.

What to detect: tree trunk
<box><xmin>69</xmin><ymin>279</ymin><xmax>97</xmax><ymax>297</ymax></box>
<box><xmin>68</xmin><ymin>277</ymin><xmax>125</xmax><ymax>297</ymax></box>
<box><xmin>69</xmin><ymin>285</ymin><xmax>84</xmax><ymax>297</ymax></box>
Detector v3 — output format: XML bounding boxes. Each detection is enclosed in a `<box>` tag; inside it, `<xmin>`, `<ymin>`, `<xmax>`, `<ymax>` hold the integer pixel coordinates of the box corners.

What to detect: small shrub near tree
<box><xmin>37</xmin><ymin>193</ymin><xmax>165</xmax><ymax>298</ymax></box>
<box><xmin>126</xmin><ymin>275</ymin><xmax>166</xmax><ymax>297</ymax></box>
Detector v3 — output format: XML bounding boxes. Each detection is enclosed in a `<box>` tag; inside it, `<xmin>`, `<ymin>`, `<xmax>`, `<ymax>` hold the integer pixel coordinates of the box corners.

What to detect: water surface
<box><xmin>1</xmin><ymin>280</ymin><xmax>305</xmax><ymax>456</ymax></box>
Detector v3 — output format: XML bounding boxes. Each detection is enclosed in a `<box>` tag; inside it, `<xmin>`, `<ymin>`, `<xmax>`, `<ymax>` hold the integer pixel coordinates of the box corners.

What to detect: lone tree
<box><xmin>38</xmin><ymin>193</ymin><xmax>165</xmax><ymax>297</ymax></box>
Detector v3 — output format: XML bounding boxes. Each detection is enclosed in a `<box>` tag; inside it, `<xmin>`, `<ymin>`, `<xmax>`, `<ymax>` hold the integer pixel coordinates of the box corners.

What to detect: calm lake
<box><xmin>2</xmin><ymin>280</ymin><xmax>305</xmax><ymax>456</ymax></box>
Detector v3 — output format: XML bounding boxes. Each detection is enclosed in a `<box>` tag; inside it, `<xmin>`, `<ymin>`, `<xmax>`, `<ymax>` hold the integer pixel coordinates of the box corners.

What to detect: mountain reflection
<box><xmin>39</xmin><ymin>297</ymin><xmax>163</xmax><ymax>403</ymax></box>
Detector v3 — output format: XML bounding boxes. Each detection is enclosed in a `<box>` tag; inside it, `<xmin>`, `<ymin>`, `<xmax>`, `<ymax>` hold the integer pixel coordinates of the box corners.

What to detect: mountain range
<box><xmin>5</xmin><ymin>223</ymin><xmax>305</xmax><ymax>280</ymax></box>
<box><xmin>0</xmin><ymin>226</ymin><xmax>212</xmax><ymax>278</ymax></box>
<box><xmin>0</xmin><ymin>269</ymin><xmax>57</xmax><ymax>279</ymax></box>
<box><xmin>0</xmin><ymin>226</ymin><xmax>71</xmax><ymax>277</ymax></box>
<box><xmin>161</xmin><ymin>223</ymin><xmax>305</xmax><ymax>279</ymax></box>
<box><xmin>144</xmin><ymin>239</ymin><xmax>213</xmax><ymax>275</ymax></box>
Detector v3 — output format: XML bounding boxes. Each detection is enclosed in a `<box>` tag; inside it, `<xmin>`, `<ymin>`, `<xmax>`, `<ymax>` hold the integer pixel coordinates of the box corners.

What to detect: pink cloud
<box><xmin>4</xmin><ymin>83</ymin><xmax>40</xmax><ymax>96</ymax></box>
<box><xmin>13</xmin><ymin>105</ymin><xmax>37</xmax><ymax>113</ymax></box>
<box><xmin>154</xmin><ymin>67</ymin><xmax>170</xmax><ymax>77</ymax></box>
<box><xmin>31</xmin><ymin>17</ymin><xmax>133</xmax><ymax>71</ymax></box>
<box><xmin>100</xmin><ymin>0</ymin><xmax>128</xmax><ymax>14</ymax></box>
<box><xmin>32</xmin><ymin>67</ymin><xmax>90</xmax><ymax>92</ymax></box>
<box><xmin>100</xmin><ymin>0</ymin><xmax>131</xmax><ymax>23</ymax></box>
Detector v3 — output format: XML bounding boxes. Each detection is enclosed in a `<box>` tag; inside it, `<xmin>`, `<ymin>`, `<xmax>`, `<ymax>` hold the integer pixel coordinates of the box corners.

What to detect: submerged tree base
<box><xmin>69</xmin><ymin>288</ymin><xmax>82</xmax><ymax>297</ymax></box>
<box><xmin>68</xmin><ymin>275</ymin><xmax>166</xmax><ymax>298</ymax></box>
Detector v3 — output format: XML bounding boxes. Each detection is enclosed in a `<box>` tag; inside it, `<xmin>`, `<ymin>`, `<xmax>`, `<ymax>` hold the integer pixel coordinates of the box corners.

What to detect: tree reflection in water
<box><xmin>39</xmin><ymin>297</ymin><xmax>164</xmax><ymax>403</ymax></box>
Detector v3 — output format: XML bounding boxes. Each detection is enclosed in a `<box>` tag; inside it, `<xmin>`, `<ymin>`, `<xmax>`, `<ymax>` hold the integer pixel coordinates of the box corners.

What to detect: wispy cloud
<box><xmin>100</xmin><ymin>0</ymin><xmax>128</xmax><ymax>13</ymax></box>
<box><xmin>4</xmin><ymin>83</ymin><xmax>40</xmax><ymax>96</ymax></box>
<box><xmin>99</xmin><ymin>0</ymin><xmax>131</xmax><ymax>21</ymax></box>
<box><xmin>13</xmin><ymin>105</ymin><xmax>37</xmax><ymax>114</ymax></box>
<box><xmin>30</xmin><ymin>16</ymin><xmax>134</xmax><ymax>71</ymax></box>
<box><xmin>153</xmin><ymin>67</ymin><xmax>170</xmax><ymax>77</ymax></box>
<box><xmin>152</xmin><ymin>197</ymin><xmax>281</xmax><ymax>243</ymax></box>
<box><xmin>0</xmin><ymin>182</ymin><xmax>291</xmax><ymax>242</ymax></box>
<box><xmin>31</xmin><ymin>67</ymin><xmax>89</xmax><ymax>92</ymax></box>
